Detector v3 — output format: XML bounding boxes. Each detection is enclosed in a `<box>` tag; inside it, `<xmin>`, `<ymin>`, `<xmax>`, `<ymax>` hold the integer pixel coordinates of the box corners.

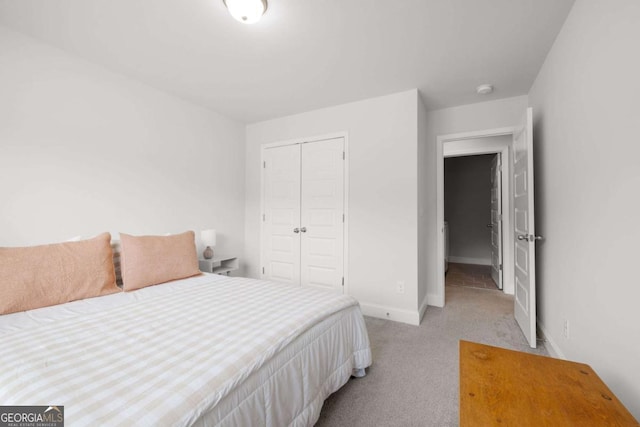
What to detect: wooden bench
<box><xmin>460</xmin><ymin>340</ymin><xmax>639</xmax><ymax>426</ymax></box>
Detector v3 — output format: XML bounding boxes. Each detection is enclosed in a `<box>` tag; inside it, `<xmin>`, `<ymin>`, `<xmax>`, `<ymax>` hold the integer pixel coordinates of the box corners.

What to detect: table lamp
<box><xmin>201</xmin><ymin>229</ymin><xmax>216</xmax><ymax>260</ymax></box>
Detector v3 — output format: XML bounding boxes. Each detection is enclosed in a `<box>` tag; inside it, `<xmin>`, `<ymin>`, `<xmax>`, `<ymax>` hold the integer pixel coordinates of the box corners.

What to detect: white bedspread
<box><xmin>0</xmin><ymin>274</ymin><xmax>371</xmax><ymax>426</ymax></box>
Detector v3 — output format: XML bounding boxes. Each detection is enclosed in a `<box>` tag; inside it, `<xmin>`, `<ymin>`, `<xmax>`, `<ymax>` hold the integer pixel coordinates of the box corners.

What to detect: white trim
<box><xmin>343</xmin><ymin>135</ymin><xmax>350</xmax><ymax>297</ymax></box>
<box><xmin>259</xmin><ymin>132</ymin><xmax>350</xmax><ymax>295</ymax></box>
<box><xmin>359</xmin><ymin>302</ymin><xmax>421</xmax><ymax>326</ymax></box>
<box><xmin>537</xmin><ymin>321</ymin><xmax>566</xmax><ymax>360</ymax></box>
<box><xmin>448</xmin><ymin>256</ymin><xmax>491</xmax><ymax>266</ymax></box>
<box><xmin>426</xmin><ymin>292</ymin><xmax>441</xmax><ymax>307</ymax></box>
<box><xmin>418</xmin><ymin>293</ymin><xmax>429</xmax><ymax>324</ymax></box>
<box><xmin>440</xmin><ymin>127</ymin><xmax>515</xmax><ymax>143</ymax></box>
<box><xmin>437</xmin><ymin>127</ymin><xmax>516</xmax><ymax>308</ymax></box>
<box><xmin>261</xmin><ymin>132</ymin><xmax>348</xmax><ymax>149</ymax></box>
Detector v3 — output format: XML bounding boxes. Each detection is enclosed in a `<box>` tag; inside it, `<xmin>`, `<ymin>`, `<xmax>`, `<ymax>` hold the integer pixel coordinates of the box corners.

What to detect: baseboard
<box><xmin>537</xmin><ymin>321</ymin><xmax>566</xmax><ymax>359</ymax></box>
<box><xmin>359</xmin><ymin>302</ymin><xmax>421</xmax><ymax>326</ymax></box>
<box><xmin>418</xmin><ymin>294</ymin><xmax>429</xmax><ymax>323</ymax></box>
<box><xmin>426</xmin><ymin>292</ymin><xmax>444</xmax><ymax>308</ymax></box>
<box><xmin>448</xmin><ymin>256</ymin><xmax>491</xmax><ymax>266</ymax></box>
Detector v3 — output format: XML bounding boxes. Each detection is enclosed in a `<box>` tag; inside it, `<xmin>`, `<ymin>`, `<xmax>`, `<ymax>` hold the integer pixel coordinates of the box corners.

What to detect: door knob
<box><xmin>300</xmin><ymin>227</ymin><xmax>307</xmax><ymax>233</ymax></box>
<box><xmin>293</xmin><ymin>228</ymin><xmax>300</xmax><ymax>233</ymax></box>
<box><xmin>487</xmin><ymin>224</ymin><xmax>493</xmax><ymax>228</ymax></box>
<box><xmin>518</xmin><ymin>234</ymin><xmax>544</xmax><ymax>242</ymax></box>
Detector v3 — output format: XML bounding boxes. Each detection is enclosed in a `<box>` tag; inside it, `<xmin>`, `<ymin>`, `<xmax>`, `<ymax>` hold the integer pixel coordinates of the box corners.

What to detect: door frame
<box><xmin>259</xmin><ymin>132</ymin><xmax>350</xmax><ymax>294</ymax></box>
<box><xmin>489</xmin><ymin>153</ymin><xmax>504</xmax><ymax>290</ymax></box>
<box><xmin>436</xmin><ymin>127</ymin><xmax>515</xmax><ymax>307</ymax></box>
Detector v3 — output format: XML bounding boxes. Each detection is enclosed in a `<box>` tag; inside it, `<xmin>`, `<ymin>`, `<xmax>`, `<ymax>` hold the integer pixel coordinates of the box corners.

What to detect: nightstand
<box><xmin>198</xmin><ymin>256</ymin><xmax>239</xmax><ymax>275</ymax></box>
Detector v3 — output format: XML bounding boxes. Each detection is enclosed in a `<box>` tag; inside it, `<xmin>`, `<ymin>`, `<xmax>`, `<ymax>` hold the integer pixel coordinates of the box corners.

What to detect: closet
<box><xmin>261</xmin><ymin>137</ymin><xmax>345</xmax><ymax>293</ymax></box>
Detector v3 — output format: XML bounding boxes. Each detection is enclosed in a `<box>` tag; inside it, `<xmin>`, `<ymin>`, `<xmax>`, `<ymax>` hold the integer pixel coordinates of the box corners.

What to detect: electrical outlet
<box><xmin>563</xmin><ymin>319</ymin><xmax>569</xmax><ymax>339</ymax></box>
<box><xmin>396</xmin><ymin>281</ymin><xmax>405</xmax><ymax>294</ymax></box>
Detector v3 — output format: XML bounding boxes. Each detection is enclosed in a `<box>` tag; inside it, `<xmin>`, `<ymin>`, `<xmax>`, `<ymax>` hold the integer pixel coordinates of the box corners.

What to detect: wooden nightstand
<box><xmin>198</xmin><ymin>256</ymin><xmax>239</xmax><ymax>275</ymax></box>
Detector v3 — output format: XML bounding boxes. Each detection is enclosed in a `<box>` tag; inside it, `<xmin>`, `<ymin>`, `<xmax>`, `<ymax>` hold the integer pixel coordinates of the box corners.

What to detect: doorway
<box><xmin>435</xmin><ymin>109</ymin><xmax>538</xmax><ymax>348</ymax></box>
<box><xmin>435</xmin><ymin>130</ymin><xmax>516</xmax><ymax>309</ymax></box>
<box><xmin>444</xmin><ymin>153</ymin><xmax>503</xmax><ymax>290</ymax></box>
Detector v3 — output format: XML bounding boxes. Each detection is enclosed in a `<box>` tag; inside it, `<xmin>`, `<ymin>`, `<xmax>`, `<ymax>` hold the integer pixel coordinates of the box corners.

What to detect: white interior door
<box><xmin>300</xmin><ymin>138</ymin><xmax>345</xmax><ymax>293</ymax></box>
<box><xmin>513</xmin><ymin>108</ymin><xmax>538</xmax><ymax>348</ymax></box>
<box><xmin>490</xmin><ymin>154</ymin><xmax>503</xmax><ymax>289</ymax></box>
<box><xmin>263</xmin><ymin>144</ymin><xmax>301</xmax><ymax>285</ymax></box>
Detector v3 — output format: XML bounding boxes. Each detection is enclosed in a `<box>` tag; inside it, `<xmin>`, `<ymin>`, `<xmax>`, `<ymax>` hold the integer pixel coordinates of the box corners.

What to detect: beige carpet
<box><xmin>316</xmin><ymin>285</ymin><xmax>547</xmax><ymax>426</ymax></box>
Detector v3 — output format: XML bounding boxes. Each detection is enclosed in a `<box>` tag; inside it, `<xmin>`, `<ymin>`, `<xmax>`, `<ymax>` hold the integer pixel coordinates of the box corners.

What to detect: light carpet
<box><xmin>316</xmin><ymin>285</ymin><xmax>548</xmax><ymax>426</ymax></box>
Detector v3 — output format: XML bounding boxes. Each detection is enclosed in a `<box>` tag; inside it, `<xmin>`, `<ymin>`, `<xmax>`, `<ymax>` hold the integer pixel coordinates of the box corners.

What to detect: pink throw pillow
<box><xmin>119</xmin><ymin>231</ymin><xmax>201</xmax><ymax>291</ymax></box>
<box><xmin>0</xmin><ymin>232</ymin><xmax>120</xmax><ymax>315</ymax></box>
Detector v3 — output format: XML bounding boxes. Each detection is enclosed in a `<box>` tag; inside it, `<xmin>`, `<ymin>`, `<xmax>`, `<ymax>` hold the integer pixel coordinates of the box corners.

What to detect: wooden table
<box><xmin>460</xmin><ymin>340</ymin><xmax>639</xmax><ymax>426</ymax></box>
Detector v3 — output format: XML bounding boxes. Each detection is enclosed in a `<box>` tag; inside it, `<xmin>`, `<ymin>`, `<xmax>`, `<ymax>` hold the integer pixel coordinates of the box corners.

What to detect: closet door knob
<box><xmin>300</xmin><ymin>227</ymin><xmax>307</xmax><ymax>233</ymax></box>
<box><xmin>293</xmin><ymin>228</ymin><xmax>300</xmax><ymax>233</ymax></box>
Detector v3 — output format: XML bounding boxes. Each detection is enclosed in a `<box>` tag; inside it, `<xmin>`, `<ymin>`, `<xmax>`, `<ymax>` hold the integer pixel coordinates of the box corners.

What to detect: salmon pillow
<box><xmin>0</xmin><ymin>232</ymin><xmax>120</xmax><ymax>315</ymax></box>
<box><xmin>119</xmin><ymin>231</ymin><xmax>201</xmax><ymax>291</ymax></box>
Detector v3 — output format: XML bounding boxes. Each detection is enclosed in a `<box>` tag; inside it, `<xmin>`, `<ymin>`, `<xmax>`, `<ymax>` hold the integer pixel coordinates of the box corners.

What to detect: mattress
<box><xmin>0</xmin><ymin>274</ymin><xmax>372</xmax><ymax>426</ymax></box>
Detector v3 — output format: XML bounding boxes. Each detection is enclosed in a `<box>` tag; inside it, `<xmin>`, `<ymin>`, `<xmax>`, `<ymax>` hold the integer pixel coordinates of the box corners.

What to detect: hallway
<box><xmin>446</xmin><ymin>262</ymin><xmax>499</xmax><ymax>290</ymax></box>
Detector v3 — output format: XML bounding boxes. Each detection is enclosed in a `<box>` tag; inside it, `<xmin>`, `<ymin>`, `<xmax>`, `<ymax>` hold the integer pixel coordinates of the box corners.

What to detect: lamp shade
<box><xmin>201</xmin><ymin>229</ymin><xmax>217</xmax><ymax>247</ymax></box>
<box><xmin>223</xmin><ymin>0</ymin><xmax>267</xmax><ymax>24</ymax></box>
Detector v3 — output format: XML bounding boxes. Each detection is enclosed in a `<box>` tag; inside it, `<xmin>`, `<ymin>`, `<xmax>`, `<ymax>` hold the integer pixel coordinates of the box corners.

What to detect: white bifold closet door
<box><xmin>263</xmin><ymin>137</ymin><xmax>345</xmax><ymax>293</ymax></box>
<box><xmin>263</xmin><ymin>144</ymin><xmax>301</xmax><ymax>285</ymax></box>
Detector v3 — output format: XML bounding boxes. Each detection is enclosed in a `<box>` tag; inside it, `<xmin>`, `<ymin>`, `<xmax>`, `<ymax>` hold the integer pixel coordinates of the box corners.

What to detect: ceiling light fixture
<box><xmin>476</xmin><ymin>84</ymin><xmax>494</xmax><ymax>95</ymax></box>
<box><xmin>223</xmin><ymin>0</ymin><xmax>267</xmax><ymax>24</ymax></box>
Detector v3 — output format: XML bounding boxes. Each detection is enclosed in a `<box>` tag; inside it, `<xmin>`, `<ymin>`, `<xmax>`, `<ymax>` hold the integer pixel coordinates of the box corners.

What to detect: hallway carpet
<box><xmin>315</xmin><ymin>285</ymin><xmax>547</xmax><ymax>426</ymax></box>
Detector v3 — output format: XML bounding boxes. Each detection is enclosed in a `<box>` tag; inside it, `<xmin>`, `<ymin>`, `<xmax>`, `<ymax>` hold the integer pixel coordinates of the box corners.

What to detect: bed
<box><xmin>0</xmin><ymin>273</ymin><xmax>372</xmax><ymax>426</ymax></box>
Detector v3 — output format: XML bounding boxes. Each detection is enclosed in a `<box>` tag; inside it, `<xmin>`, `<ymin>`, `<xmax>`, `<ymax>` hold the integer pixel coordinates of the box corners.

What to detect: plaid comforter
<box><xmin>0</xmin><ymin>274</ymin><xmax>365</xmax><ymax>425</ymax></box>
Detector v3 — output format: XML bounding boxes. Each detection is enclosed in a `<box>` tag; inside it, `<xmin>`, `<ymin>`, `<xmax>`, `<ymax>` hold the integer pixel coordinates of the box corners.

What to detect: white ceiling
<box><xmin>0</xmin><ymin>0</ymin><xmax>575</xmax><ymax>123</ymax></box>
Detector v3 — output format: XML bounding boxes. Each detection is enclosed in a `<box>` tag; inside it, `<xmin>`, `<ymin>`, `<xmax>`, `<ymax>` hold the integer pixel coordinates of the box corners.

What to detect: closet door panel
<box><xmin>300</xmin><ymin>138</ymin><xmax>344</xmax><ymax>292</ymax></box>
<box><xmin>263</xmin><ymin>144</ymin><xmax>301</xmax><ymax>285</ymax></box>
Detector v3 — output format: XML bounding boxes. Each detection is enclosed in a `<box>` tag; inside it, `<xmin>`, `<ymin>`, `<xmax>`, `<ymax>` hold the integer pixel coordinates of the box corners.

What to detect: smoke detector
<box><xmin>476</xmin><ymin>84</ymin><xmax>494</xmax><ymax>95</ymax></box>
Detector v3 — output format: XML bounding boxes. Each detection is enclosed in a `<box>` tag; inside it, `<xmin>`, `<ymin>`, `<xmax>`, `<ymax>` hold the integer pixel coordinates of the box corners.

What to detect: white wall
<box><xmin>528</xmin><ymin>0</ymin><xmax>640</xmax><ymax>417</ymax></box>
<box><xmin>445</xmin><ymin>155</ymin><xmax>493</xmax><ymax>265</ymax></box>
<box><xmin>417</xmin><ymin>94</ymin><xmax>430</xmax><ymax>319</ymax></box>
<box><xmin>0</xmin><ymin>26</ymin><xmax>246</xmax><ymax>264</ymax></box>
<box><xmin>424</xmin><ymin>96</ymin><xmax>529</xmax><ymax>305</ymax></box>
<box><xmin>245</xmin><ymin>90</ymin><xmax>421</xmax><ymax>324</ymax></box>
